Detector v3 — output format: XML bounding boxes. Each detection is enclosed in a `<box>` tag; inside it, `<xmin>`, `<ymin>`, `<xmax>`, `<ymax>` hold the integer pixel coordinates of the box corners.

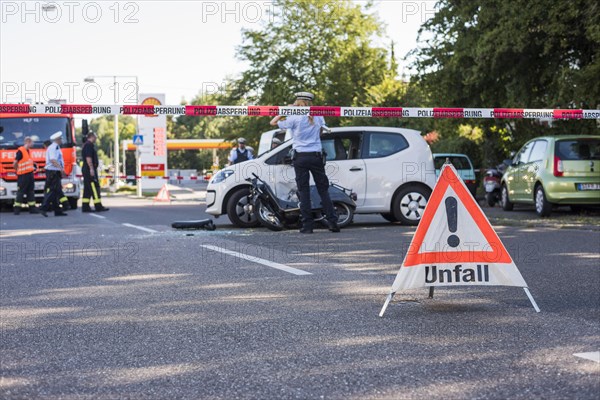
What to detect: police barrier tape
<box><xmin>74</xmin><ymin>175</ymin><xmax>210</xmax><ymax>181</ymax></box>
<box><xmin>0</xmin><ymin>173</ymin><xmax>209</xmax><ymax>180</ymax></box>
<box><xmin>1</xmin><ymin>103</ymin><xmax>600</xmax><ymax>119</ymax></box>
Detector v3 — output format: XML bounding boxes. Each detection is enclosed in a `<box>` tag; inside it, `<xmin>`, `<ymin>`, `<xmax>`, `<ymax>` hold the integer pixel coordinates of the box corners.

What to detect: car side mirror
<box><xmin>503</xmin><ymin>159</ymin><xmax>513</xmax><ymax>166</ymax></box>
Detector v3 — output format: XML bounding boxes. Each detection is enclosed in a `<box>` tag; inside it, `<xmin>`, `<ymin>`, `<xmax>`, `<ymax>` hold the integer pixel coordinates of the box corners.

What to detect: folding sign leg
<box><xmin>379</xmin><ymin>292</ymin><xmax>395</xmax><ymax>317</ymax></box>
<box><xmin>523</xmin><ymin>287</ymin><xmax>541</xmax><ymax>313</ymax></box>
<box><xmin>428</xmin><ymin>287</ymin><xmax>435</xmax><ymax>299</ymax></box>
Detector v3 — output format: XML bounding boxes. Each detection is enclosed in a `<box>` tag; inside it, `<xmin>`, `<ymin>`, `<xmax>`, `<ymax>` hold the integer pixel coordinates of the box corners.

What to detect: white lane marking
<box><xmin>200</xmin><ymin>245</ymin><xmax>312</xmax><ymax>276</ymax></box>
<box><xmin>122</xmin><ymin>223</ymin><xmax>158</xmax><ymax>234</ymax></box>
<box><xmin>89</xmin><ymin>214</ymin><xmax>106</xmax><ymax>219</ymax></box>
<box><xmin>573</xmin><ymin>352</ymin><xmax>600</xmax><ymax>363</ymax></box>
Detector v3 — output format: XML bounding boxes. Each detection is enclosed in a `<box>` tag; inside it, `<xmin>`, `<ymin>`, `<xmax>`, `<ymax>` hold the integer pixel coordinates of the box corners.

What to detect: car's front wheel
<box><xmin>392</xmin><ymin>184</ymin><xmax>432</xmax><ymax>226</ymax></box>
<box><xmin>226</xmin><ymin>187</ymin><xmax>260</xmax><ymax>228</ymax></box>
<box><xmin>501</xmin><ymin>184</ymin><xmax>514</xmax><ymax>211</ymax></box>
<box><xmin>534</xmin><ymin>185</ymin><xmax>552</xmax><ymax>217</ymax></box>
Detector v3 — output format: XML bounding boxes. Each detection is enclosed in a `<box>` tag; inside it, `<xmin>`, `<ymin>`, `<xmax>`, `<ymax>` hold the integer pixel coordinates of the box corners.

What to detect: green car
<box><xmin>501</xmin><ymin>135</ymin><xmax>600</xmax><ymax>217</ymax></box>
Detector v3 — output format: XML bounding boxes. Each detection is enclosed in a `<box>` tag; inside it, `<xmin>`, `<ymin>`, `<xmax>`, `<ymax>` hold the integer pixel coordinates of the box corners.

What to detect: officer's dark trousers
<box><xmin>15</xmin><ymin>172</ymin><xmax>36</xmax><ymax>209</ymax></box>
<box><xmin>41</xmin><ymin>170</ymin><xmax>62</xmax><ymax>212</ymax></box>
<box><xmin>82</xmin><ymin>168</ymin><xmax>102</xmax><ymax>208</ymax></box>
<box><xmin>293</xmin><ymin>152</ymin><xmax>337</xmax><ymax>228</ymax></box>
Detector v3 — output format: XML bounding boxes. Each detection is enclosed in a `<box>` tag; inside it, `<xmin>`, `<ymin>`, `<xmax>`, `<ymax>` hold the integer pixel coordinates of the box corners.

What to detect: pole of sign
<box><xmin>379</xmin><ymin>292</ymin><xmax>395</xmax><ymax>317</ymax></box>
<box><xmin>523</xmin><ymin>288</ymin><xmax>541</xmax><ymax>312</ymax></box>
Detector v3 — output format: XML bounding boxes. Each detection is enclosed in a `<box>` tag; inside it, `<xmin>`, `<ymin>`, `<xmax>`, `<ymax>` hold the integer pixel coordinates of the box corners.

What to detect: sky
<box><xmin>1</xmin><ymin>0</ymin><xmax>437</xmax><ymax>105</ymax></box>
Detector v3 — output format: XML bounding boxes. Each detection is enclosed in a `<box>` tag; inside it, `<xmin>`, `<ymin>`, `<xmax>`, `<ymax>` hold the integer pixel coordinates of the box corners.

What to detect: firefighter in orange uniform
<box><xmin>13</xmin><ymin>136</ymin><xmax>40</xmax><ymax>215</ymax></box>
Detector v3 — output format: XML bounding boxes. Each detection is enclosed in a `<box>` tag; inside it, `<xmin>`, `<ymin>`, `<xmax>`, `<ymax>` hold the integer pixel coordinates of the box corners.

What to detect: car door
<box><xmin>267</xmin><ymin>132</ymin><xmax>368</xmax><ymax>206</ymax></box>
<box><xmin>263</xmin><ymin>142</ymin><xmax>296</xmax><ymax>199</ymax></box>
<box><xmin>360</xmin><ymin>131</ymin><xmax>411</xmax><ymax>208</ymax></box>
<box><xmin>522</xmin><ymin>140</ymin><xmax>548</xmax><ymax>201</ymax></box>
<box><xmin>509</xmin><ymin>141</ymin><xmax>535</xmax><ymax>201</ymax></box>
<box><xmin>321</xmin><ymin>132</ymin><xmax>367</xmax><ymax>206</ymax></box>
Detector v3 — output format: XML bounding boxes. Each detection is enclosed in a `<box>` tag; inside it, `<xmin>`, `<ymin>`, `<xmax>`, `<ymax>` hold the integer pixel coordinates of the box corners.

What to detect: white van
<box><xmin>207</xmin><ymin>126</ymin><xmax>437</xmax><ymax>227</ymax></box>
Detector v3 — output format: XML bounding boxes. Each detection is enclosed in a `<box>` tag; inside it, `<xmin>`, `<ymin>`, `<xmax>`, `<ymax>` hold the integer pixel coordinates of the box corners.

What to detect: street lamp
<box><xmin>83</xmin><ymin>75</ymin><xmax>139</xmax><ymax>190</ymax></box>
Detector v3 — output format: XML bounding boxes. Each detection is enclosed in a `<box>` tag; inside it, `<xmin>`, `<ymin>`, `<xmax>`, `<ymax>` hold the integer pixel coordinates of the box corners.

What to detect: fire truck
<box><xmin>0</xmin><ymin>112</ymin><xmax>81</xmax><ymax>208</ymax></box>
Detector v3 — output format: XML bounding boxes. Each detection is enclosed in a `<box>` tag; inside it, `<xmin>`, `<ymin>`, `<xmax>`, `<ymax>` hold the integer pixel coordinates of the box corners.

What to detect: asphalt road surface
<box><xmin>1</xmin><ymin>194</ymin><xmax>599</xmax><ymax>399</ymax></box>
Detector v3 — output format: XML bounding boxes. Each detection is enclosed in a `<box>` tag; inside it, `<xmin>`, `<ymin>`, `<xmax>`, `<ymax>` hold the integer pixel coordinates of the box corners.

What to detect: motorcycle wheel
<box><xmin>255</xmin><ymin>199</ymin><xmax>285</xmax><ymax>231</ymax></box>
<box><xmin>334</xmin><ymin>202</ymin><xmax>354</xmax><ymax>228</ymax></box>
<box><xmin>485</xmin><ymin>192</ymin><xmax>496</xmax><ymax>207</ymax></box>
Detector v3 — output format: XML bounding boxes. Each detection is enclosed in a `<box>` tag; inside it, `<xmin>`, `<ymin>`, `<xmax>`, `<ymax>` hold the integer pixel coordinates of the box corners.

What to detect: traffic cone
<box><xmin>154</xmin><ymin>184</ymin><xmax>172</xmax><ymax>204</ymax></box>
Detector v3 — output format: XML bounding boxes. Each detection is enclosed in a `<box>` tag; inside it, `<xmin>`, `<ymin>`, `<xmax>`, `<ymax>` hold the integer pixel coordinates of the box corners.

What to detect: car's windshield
<box><xmin>0</xmin><ymin>117</ymin><xmax>71</xmax><ymax>149</ymax></box>
<box><xmin>555</xmin><ymin>139</ymin><xmax>600</xmax><ymax>160</ymax></box>
<box><xmin>434</xmin><ymin>156</ymin><xmax>472</xmax><ymax>170</ymax></box>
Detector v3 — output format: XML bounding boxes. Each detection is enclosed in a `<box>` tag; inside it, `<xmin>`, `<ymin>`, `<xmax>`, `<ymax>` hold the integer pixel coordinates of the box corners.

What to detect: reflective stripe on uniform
<box><xmin>16</xmin><ymin>146</ymin><xmax>35</xmax><ymax>175</ymax></box>
<box><xmin>93</xmin><ymin>199</ymin><xmax>102</xmax><ymax>204</ymax></box>
<box><xmin>91</xmin><ymin>183</ymin><xmax>100</xmax><ymax>200</ymax></box>
<box><xmin>60</xmin><ymin>197</ymin><xmax>68</xmax><ymax>202</ymax></box>
<box><xmin>82</xmin><ymin>198</ymin><xmax>90</xmax><ymax>204</ymax></box>
<box><xmin>14</xmin><ymin>202</ymin><xmax>22</xmax><ymax>207</ymax></box>
<box><xmin>28</xmin><ymin>201</ymin><xmax>36</xmax><ymax>206</ymax></box>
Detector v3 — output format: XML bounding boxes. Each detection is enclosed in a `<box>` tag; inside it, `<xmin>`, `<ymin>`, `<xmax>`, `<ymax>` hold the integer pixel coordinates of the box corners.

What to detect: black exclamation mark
<box><xmin>445</xmin><ymin>197</ymin><xmax>460</xmax><ymax>248</ymax></box>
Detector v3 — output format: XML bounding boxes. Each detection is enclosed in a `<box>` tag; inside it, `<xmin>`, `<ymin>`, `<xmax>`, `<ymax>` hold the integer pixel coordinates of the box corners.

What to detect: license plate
<box><xmin>485</xmin><ymin>182</ymin><xmax>497</xmax><ymax>191</ymax></box>
<box><xmin>576</xmin><ymin>183</ymin><xmax>600</xmax><ymax>191</ymax></box>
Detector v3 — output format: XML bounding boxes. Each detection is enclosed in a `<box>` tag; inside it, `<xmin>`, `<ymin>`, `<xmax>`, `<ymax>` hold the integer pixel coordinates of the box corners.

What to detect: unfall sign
<box><xmin>379</xmin><ymin>164</ymin><xmax>540</xmax><ymax>316</ymax></box>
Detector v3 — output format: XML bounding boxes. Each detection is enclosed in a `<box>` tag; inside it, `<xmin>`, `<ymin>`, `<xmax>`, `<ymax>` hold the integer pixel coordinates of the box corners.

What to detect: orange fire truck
<box><xmin>0</xmin><ymin>113</ymin><xmax>81</xmax><ymax>208</ymax></box>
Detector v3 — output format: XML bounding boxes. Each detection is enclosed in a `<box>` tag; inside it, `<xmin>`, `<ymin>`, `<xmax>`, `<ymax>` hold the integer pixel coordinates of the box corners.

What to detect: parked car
<box><xmin>206</xmin><ymin>127</ymin><xmax>437</xmax><ymax>227</ymax></box>
<box><xmin>433</xmin><ymin>153</ymin><xmax>477</xmax><ymax>196</ymax></box>
<box><xmin>501</xmin><ymin>135</ymin><xmax>600</xmax><ymax>217</ymax></box>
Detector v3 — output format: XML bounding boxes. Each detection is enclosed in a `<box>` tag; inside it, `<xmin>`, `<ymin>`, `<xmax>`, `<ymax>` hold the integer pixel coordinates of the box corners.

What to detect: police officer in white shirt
<box><xmin>270</xmin><ymin>92</ymin><xmax>339</xmax><ymax>234</ymax></box>
<box><xmin>228</xmin><ymin>138</ymin><xmax>254</xmax><ymax>165</ymax></box>
<box><xmin>39</xmin><ymin>131</ymin><xmax>67</xmax><ymax>217</ymax></box>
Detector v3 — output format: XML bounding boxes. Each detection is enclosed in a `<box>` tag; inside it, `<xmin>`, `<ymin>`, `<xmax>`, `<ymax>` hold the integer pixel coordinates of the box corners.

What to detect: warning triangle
<box><xmin>380</xmin><ymin>164</ymin><xmax>538</xmax><ymax>315</ymax></box>
<box><xmin>154</xmin><ymin>184</ymin><xmax>171</xmax><ymax>203</ymax></box>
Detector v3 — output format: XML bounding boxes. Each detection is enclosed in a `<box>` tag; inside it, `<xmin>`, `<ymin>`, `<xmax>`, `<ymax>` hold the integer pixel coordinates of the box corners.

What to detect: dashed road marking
<box><xmin>122</xmin><ymin>223</ymin><xmax>158</xmax><ymax>234</ymax></box>
<box><xmin>573</xmin><ymin>352</ymin><xmax>600</xmax><ymax>363</ymax></box>
<box><xmin>89</xmin><ymin>214</ymin><xmax>107</xmax><ymax>219</ymax></box>
<box><xmin>200</xmin><ymin>244</ymin><xmax>312</xmax><ymax>276</ymax></box>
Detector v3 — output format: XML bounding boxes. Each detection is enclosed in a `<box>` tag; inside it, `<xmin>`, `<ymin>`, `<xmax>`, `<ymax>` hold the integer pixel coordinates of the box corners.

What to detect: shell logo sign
<box><xmin>141</xmin><ymin>97</ymin><xmax>161</xmax><ymax>117</ymax></box>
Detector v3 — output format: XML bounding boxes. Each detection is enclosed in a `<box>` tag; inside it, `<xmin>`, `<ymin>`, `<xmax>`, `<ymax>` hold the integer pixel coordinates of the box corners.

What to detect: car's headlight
<box><xmin>211</xmin><ymin>170</ymin><xmax>234</xmax><ymax>184</ymax></box>
<box><xmin>0</xmin><ymin>186</ymin><xmax>6</xmax><ymax>196</ymax></box>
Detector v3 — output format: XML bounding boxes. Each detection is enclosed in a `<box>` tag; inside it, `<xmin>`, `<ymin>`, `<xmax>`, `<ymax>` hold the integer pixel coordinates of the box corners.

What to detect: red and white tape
<box><xmin>1</xmin><ymin>104</ymin><xmax>599</xmax><ymax>119</ymax></box>
<box><xmin>75</xmin><ymin>175</ymin><xmax>210</xmax><ymax>181</ymax></box>
<box><xmin>0</xmin><ymin>173</ymin><xmax>209</xmax><ymax>181</ymax></box>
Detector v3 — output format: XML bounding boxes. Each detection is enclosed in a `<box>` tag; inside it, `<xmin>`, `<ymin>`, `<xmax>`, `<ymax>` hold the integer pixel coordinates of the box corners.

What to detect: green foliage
<box><xmin>88</xmin><ymin>115</ymin><xmax>137</xmax><ymax>162</ymax></box>
<box><xmin>227</xmin><ymin>0</ymin><xmax>393</xmax><ymax>137</ymax></box>
<box><xmin>431</xmin><ymin>136</ymin><xmax>483</xmax><ymax>168</ymax></box>
<box><xmin>412</xmin><ymin>0</ymin><xmax>600</xmax><ymax>165</ymax></box>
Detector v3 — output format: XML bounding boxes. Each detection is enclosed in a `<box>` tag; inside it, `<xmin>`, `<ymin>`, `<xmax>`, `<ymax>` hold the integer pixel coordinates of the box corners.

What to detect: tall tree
<box><xmin>412</xmin><ymin>0</ymin><xmax>600</xmax><ymax>164</ymax></box>
<box><xmin>228</xmin><ymin>0</ymin><xmax>391</xmax><ymax>139</ymax></box>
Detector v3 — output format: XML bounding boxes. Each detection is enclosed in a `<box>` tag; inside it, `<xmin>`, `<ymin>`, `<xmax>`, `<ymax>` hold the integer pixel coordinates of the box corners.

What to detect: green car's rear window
<box><xmin>555</xmin><ymin>139</ymin><xmax>600</xmax><ymax>160</ymax></box>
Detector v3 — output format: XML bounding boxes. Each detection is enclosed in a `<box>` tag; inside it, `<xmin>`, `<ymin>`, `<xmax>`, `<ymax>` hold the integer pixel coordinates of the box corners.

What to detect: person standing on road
<box><xmin>81</xmin><ymin>132</ymin><xmax>109</xmax><ymax>213</ymax></box>
<box><xmin>42</xmin><ymin>140</ymin><xmax>70</xmax><ymax>211</ymax></box>
<box><xmin>12</xmin><ymin>136</ymin><xmax>41</xmax><ymax>215</ymax></box>
<box><xmin>228</xmin><ymin>138</ymin><xmax>254</xmax><ymax>165</ymax></box>
<box><xmin>270</xmin><ymin>92</ymin><xmax>339</xmax><ymax>234</ymax></box>
<box><xmin>39</xmin><ymin>132</ymin><xmax>68</xmax><ymax>217</ymax></box>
